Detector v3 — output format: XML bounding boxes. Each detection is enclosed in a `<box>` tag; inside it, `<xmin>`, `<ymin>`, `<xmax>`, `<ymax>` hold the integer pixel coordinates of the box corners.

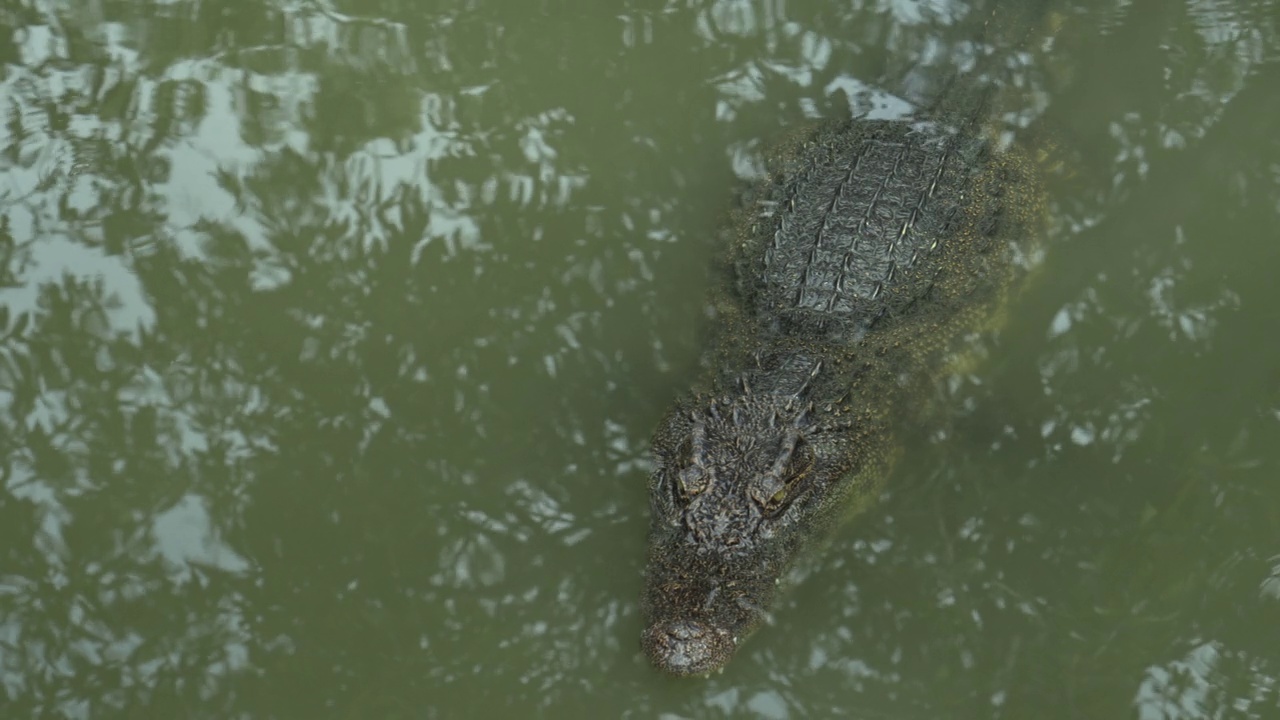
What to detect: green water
<box><xmin>2</xmin><ymin>0</ymin><xmax>1279</xmax><ymax>717</ymax></box>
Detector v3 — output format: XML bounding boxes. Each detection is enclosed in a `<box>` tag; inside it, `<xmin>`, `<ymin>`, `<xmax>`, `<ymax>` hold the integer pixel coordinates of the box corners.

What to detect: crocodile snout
<box><xmin>642</xmin><ymin>619</ymin><xmax>735</xmax><ymax>677</ymax></box>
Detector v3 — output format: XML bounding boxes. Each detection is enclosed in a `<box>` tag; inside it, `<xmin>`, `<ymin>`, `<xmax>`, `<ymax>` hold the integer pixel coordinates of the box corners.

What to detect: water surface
<box><xmin>2</xmin><ymin>0</ymin><xmax>1279</xmax><ymax>717</ymax></box>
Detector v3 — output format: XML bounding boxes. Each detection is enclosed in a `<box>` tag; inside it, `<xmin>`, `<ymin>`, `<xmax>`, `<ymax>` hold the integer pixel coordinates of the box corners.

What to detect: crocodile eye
<box><xmin>749</xmin><ymin>474</ymin><xmax>786</xmax><ymax>512</ymax></box>
<box><xmin>678</xmin><ymin>465</ymin><xmax>708</xmax><ymax>495</ymax></box>
<box><xmin>758</xmin><ymin>481</ymin><xmax>793</xmax><ymax>516</ymax></box>
<box><xmin>751</xmin><ymin>439</ymin><xmax>814</xmax><ymax>516</ymax></box>
<box><xmin>675</xmin><ymin>434</ymin><xmax>709</xmax><ymax>496</ymax></box>
<box><xmin>666</xmin><ymin>438</ymin><xmax>708</xmax><ymax>505</ymax></box>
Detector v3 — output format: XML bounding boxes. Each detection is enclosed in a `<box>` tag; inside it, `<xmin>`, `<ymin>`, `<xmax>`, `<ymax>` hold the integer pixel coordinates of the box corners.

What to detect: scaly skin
<box><xmin>642</xmin><ymin>116</ymin><xmax>1044</xmax><ymax>676</ymax></box>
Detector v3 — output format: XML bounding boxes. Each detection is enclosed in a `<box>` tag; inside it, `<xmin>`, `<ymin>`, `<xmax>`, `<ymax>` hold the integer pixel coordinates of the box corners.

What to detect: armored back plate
<box><xmin>752</xmin><ymin>118</ymin><xmax>1000</xmax><ymax>340</ymax></box>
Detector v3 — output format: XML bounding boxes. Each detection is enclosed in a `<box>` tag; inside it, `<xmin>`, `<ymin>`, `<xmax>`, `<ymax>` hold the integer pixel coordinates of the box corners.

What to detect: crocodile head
<box><xmin>642</xmin><ymin>392</ymin><xmax>860</xmax><ymax>676</ymax></box>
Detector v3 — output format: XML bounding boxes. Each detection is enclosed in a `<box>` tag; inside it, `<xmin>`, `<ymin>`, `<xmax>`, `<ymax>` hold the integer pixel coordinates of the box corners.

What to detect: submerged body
<box><xmin>642</xmin><ymin>114</ymin><xmax>1043</xmax><ymax>675</ymax></box>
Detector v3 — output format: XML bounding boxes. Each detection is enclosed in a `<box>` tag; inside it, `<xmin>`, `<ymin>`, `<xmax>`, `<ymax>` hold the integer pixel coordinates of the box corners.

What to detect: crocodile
<box><xmin>640</xmin><ymin>53</ymin><xmax>1046</xmax><ymax>675</ymax></box>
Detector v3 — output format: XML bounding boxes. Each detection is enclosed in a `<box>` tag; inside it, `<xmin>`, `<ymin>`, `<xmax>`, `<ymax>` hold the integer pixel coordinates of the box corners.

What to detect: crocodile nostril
<box><xmin>642</xmin><ymin>620</ymin><xmax>735</xmax><ymax>677</ymax></box>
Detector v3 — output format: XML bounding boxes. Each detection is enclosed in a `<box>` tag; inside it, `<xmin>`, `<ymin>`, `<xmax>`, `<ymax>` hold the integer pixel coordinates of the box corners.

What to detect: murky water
<box><xmin>2</xmin><ymin>0</ymin><xmax>1279</xmax><ymax>717</ymax></box>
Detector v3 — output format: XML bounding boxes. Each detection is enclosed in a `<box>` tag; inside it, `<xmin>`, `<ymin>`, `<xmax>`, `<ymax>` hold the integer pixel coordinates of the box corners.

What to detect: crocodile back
<box><xmin>742</xmin><ymin>116</ymin><xmax>1015</xmax><ymax>343</ymax></box>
